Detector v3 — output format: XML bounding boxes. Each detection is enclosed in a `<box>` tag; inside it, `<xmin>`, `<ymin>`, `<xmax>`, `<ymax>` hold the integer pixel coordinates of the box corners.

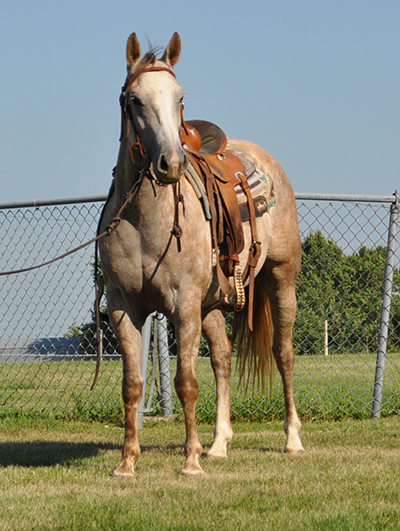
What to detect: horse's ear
<box><xmin>161</xmin><ymin>32</ymin><xmax>181</xmax><ymax>67</ymax></box>
<box><xmin>126</xmin><ymin>33</ymin><xmax>141</xmax><ymax>71</ymax></box>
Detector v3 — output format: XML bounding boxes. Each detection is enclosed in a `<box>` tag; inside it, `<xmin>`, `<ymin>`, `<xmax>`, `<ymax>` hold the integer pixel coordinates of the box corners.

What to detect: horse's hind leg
<box><xmin>265</xmin><ymin>266</ymin><xmax>304</xmax><ymax>455</ymax></box>
<box><xmin>202</xmin><ymin>310</ymin><xmax>233</xmax><ymax>459</ymax></box>
<box><xmin>107</xmin><ymin>290</ymin><xmax>143</xmax><ymax>476</ymax></box>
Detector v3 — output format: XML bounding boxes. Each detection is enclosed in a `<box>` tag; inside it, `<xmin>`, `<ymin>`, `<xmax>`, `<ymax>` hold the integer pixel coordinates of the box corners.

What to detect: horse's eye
<box><xmin>130</xmin><ymin>95</ymin><xmax>142</xmax><ymax>106</ymax></box>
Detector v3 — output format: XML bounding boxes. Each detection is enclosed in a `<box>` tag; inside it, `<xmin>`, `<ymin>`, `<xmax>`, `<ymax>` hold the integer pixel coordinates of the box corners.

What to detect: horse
<box><xmin>98</xmin><ymin>32</ymin><xmax>304</xmax><ymax>476</ymax></box>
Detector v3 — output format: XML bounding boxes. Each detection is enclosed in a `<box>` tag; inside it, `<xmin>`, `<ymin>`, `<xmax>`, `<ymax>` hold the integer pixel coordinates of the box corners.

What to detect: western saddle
<box><xmin>180</xmin><ymin>119</ymin><xmax>268</xmax><ymax>330</ymax></box>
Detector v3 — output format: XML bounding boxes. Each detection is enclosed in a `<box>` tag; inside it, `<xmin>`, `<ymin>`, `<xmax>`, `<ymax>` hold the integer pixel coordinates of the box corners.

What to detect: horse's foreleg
<box><xmin>202</xmin><ymin>310</ymin><xmax>233</xmax><ymax>459</ymax></box>
<box><xmin>267</xmin><ymin>274</ymin><xmax>304</xmax><ymax>455</ymax></box>
<box><xmin>108</xmin><ymin>297</ymin><xmax>143</xmax><ymax>476</ymax></box>
<box><xmin>174</xmin><ymin>311</ymin><xmax>204</xmax><ymax>475</ymax></box>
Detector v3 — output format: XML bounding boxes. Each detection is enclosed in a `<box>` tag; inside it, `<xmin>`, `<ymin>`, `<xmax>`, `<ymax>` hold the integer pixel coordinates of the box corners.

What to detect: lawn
<box><xmin>1</xmin><ymin>416</ymin><xmax>400</xmax><ymax>530</ymax></box>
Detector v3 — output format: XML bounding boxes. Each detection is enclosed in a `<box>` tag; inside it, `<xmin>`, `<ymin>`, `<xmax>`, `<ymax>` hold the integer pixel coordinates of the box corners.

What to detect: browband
<box><xmin>123</xmin><ymin>66</ymin><xmax>176</xmax><ymax>93</ymax></box>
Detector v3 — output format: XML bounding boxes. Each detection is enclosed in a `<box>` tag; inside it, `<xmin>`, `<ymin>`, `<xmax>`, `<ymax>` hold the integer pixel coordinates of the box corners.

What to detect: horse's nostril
<box><xmin>159</xmin><ymin>155</ymin><xmax>169</xmax><ymax>173</ymax></box>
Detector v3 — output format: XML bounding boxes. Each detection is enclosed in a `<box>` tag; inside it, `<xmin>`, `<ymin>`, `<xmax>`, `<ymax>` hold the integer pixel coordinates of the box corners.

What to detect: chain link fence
<box><xmin>0</xmin><ymin>192</ymin><xmax>399</xmax><ymax>421</ymax></box>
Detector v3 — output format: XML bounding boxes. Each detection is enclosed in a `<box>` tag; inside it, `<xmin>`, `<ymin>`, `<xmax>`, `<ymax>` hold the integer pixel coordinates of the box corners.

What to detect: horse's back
<box><xmin>229</xmin><ymin>139</ymin><xmax>301</xmax><ymax>271</ymax></box>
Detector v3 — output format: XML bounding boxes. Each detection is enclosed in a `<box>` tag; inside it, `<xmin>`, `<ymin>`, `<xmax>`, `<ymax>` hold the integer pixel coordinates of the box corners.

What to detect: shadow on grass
<box><xmin>0</xmin><ymin>441</ymin><xmax>120</xmax><ymax>468</ymax></box>
<box><xmin>140</xmin><ymin>443</ymin><xmax>280</xmax><ymax>458</ymax></box>
<box><xmin>140</xmin><ymin>444</ymin><xmax>184</xmax><ymax>455</ymax></box>
<box><xmin>0</xmin><ymin>439</ymin><xmax>281</xmax><ymax>469</ymax></box>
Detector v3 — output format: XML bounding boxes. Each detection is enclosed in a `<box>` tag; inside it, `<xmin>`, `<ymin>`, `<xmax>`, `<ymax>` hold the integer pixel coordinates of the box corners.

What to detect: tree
<box><xmin>294</xmin><ymin>231</ymin><xmax>400</xmax><ymax>355</ymax></box>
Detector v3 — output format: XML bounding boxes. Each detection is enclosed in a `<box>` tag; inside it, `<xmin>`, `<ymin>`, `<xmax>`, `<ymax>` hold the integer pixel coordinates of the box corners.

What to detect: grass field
<box><xmin>1</xmin><ymin>352</ymin><xmax>400</xmax><ymax>422</ymax></box>
<box><xmin>1</xmin><ymin>416</ymin><xmax>400</xmax><ymax>530</ymax></box>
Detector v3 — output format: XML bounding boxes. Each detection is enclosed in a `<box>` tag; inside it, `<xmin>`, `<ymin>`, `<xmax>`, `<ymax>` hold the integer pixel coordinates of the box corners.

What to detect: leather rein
<box><xmin>0</xmin><ymin>175</ymin><xmax>145</xmax><ymax>278</ymax></box>
<box><xmin>0</xmin><ymin>65</ymin><xmax>176</xmax><ymax>279</ymax></box>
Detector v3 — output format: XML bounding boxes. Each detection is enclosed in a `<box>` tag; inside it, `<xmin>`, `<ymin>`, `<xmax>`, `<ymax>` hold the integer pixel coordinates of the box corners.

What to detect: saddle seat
<box><xmin>183</xmin><ymin>119</ymin><xmax>228</xmax><ymax>156</ymax></box>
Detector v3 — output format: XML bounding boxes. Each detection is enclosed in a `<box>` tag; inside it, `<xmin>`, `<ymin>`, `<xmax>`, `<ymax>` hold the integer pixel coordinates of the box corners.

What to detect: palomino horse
<box><xmin>99</xmin><ymin>32</ymin><xmax>304</xmax><ymax>476</ymax></box>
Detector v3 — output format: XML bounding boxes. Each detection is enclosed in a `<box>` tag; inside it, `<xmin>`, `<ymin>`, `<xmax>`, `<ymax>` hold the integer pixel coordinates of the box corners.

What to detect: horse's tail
<box><xmin>232</xmin><ymin>278</ymin><xmax>274</xmax><ymax>393</ymax></box>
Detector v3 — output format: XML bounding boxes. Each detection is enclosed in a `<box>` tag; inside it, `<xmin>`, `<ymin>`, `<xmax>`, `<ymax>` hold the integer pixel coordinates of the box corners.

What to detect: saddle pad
<box><xmin>230</xmin><ymin>148</ymin><xmax>276</xmax><ymax>210</ymax></box>
<box><xmin>228</xmin><ymin>149</ymin><xmax>276</xmax><ymax>224</ymax></box>
<box><xmin>185</xmin><ymin>147</ymin><xmax>276</xmax><ymax>223</ymax></box>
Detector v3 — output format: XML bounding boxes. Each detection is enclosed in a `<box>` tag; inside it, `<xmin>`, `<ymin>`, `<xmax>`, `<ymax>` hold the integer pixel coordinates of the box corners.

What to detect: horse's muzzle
<box><xmin>157</xmin><ymin>149</ymin><xmax>188</xmax><ymax>183</ymax></box>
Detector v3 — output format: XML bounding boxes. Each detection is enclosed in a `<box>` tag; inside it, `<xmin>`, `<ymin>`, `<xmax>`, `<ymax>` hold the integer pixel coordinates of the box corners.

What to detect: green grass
<box><xmin>1</xmin><ymin>352</ymin><xmax>400</xmax><ymax>422</ymax></box>
<box><xmin>1</xmin><ymin>416</ymin><xmax>400</xmax><ymax>530</ymax></box>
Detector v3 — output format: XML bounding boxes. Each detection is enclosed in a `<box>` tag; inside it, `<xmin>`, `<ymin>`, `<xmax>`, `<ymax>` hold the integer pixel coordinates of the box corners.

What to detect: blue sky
<box><xmin>0</xmin><ymin>1</ymin><xmax>399</xmax><ymax>202</ymax></box>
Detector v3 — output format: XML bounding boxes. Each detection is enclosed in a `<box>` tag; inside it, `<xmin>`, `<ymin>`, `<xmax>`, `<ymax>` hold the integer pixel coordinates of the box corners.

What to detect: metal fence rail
<box><xmin>0</xmin><ymin>192</ymin><xmax>399</xmax><ymax>421</ymax></box>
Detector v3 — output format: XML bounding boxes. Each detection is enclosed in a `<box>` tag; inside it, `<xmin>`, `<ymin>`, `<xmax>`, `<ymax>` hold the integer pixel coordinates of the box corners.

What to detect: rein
<box><xmin>0</xmin><ymin>174</ymin><xmax>145</xmax><ymax>278</ymax></box>
<box><xmin>0</xmin><ymin>232</ymin><xmax>105</xmax><ymax>277</ymax></box>
<box><xmin>0</xmin><ymin>171</ymin><xmax>146</xmax><ymax>390</ymax></box>
<box><xmin>0</xmin><ymin>173</ymin><xmax>145</xmax><ymax>393</ymax></box>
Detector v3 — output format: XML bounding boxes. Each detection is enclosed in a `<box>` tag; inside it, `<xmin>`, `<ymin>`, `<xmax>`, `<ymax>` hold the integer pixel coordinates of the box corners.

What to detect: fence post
<box><xmin>372</xmin><ymin>191</ymin><xmax>400</xmax><ymax>419</ymax></box>
<box><xmin>139</xmin><ymin>313</ymin><xmax>173</xmax><ymax>427</ymax></box>
<box><xmin>139</xmin><ymin>313</ymin><xmax>153</xmax><ymax>428</ymax></box>
<box><xmin>156</xmin><ymin>315</ymin><xmax>173</xmax><ymax>417</ymax></box>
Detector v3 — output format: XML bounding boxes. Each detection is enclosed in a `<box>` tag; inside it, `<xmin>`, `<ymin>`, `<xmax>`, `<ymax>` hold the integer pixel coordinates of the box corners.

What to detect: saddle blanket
<box><xmin>230</xmin><ymin>148</ymin><xmax>276</xmax><ymax>221</ymax></box>
<box><xmin>185</xmin><ymin>148</ymin><xmax>276</xmax><ymax>223</ymax></box>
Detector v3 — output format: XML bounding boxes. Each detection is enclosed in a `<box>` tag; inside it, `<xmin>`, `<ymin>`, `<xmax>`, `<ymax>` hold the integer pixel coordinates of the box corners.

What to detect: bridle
<box><xmin>116</xmin><ymin>61</ymin><xmax>187</xmax><ymax>241</ymax></box>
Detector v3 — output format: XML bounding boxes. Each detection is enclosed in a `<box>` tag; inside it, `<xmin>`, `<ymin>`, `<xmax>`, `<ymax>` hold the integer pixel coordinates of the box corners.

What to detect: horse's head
<box><xmin>121</xmin><ymin>32</ymin><xmax>188</xmax><ymax>184</ymax></box>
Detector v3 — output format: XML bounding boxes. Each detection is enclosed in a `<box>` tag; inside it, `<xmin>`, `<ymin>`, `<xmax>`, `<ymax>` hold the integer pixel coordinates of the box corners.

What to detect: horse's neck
<box><xmin>113</xmin><ymin>141</ymin><xmax>175</xmax><ymax>227</ymax></box>
<box><xmin>113</xmin><ymin>139</ymin><xmax>142</xmax><ymax>196</ymax></box>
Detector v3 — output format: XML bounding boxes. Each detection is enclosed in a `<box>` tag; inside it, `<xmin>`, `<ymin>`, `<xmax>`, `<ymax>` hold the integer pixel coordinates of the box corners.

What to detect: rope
<box><xmin>0</xmin><ymin>176</ymin><xmax>145</xmax><ymax>278</ymax></box>
<box><xmin>0</xmin><ymin>232</ymin><xmax>105</xmax><ymax>277</ymax></box>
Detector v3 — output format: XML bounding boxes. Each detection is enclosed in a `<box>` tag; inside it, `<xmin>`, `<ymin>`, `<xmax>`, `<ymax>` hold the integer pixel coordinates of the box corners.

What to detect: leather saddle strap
<box><xmin>236</xmin><ymin>173</ymin><xmax>262</xmax><ymax>331</ymax></box>
<box><xmin>188</xmin><ymin>152</ymin><xmax>232</xmax><ymax>296</ymax></box>
<box><xmin>203</xmin><ymin>161</ymin><xmax>233</xmax><ymax>296</ymax></box>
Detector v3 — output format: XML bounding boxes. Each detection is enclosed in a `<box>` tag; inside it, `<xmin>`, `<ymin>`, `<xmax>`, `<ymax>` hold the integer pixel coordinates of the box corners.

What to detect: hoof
<box><xmin>207</xmin><ymin>439</ymin><xmax>231</xmax><ymax>460</ymax></box>
<box><xmin>206</xmin><ymin>451</ymin><xmax>228</xmax><ymax>460</ymax></box>
<box><xmin>284</xmin><ymin>448</ymin><xmax>305</xmax><ymax>456</ymax></box>
<box><xmin>181</xmin><ymin>465</ymin><xmax>205</xmax><ymax>477</ymax></box>
<box><xmin>113</xmin><ymin>462</ymin><xmax>135</xmax><ymax>477</ymax></box>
